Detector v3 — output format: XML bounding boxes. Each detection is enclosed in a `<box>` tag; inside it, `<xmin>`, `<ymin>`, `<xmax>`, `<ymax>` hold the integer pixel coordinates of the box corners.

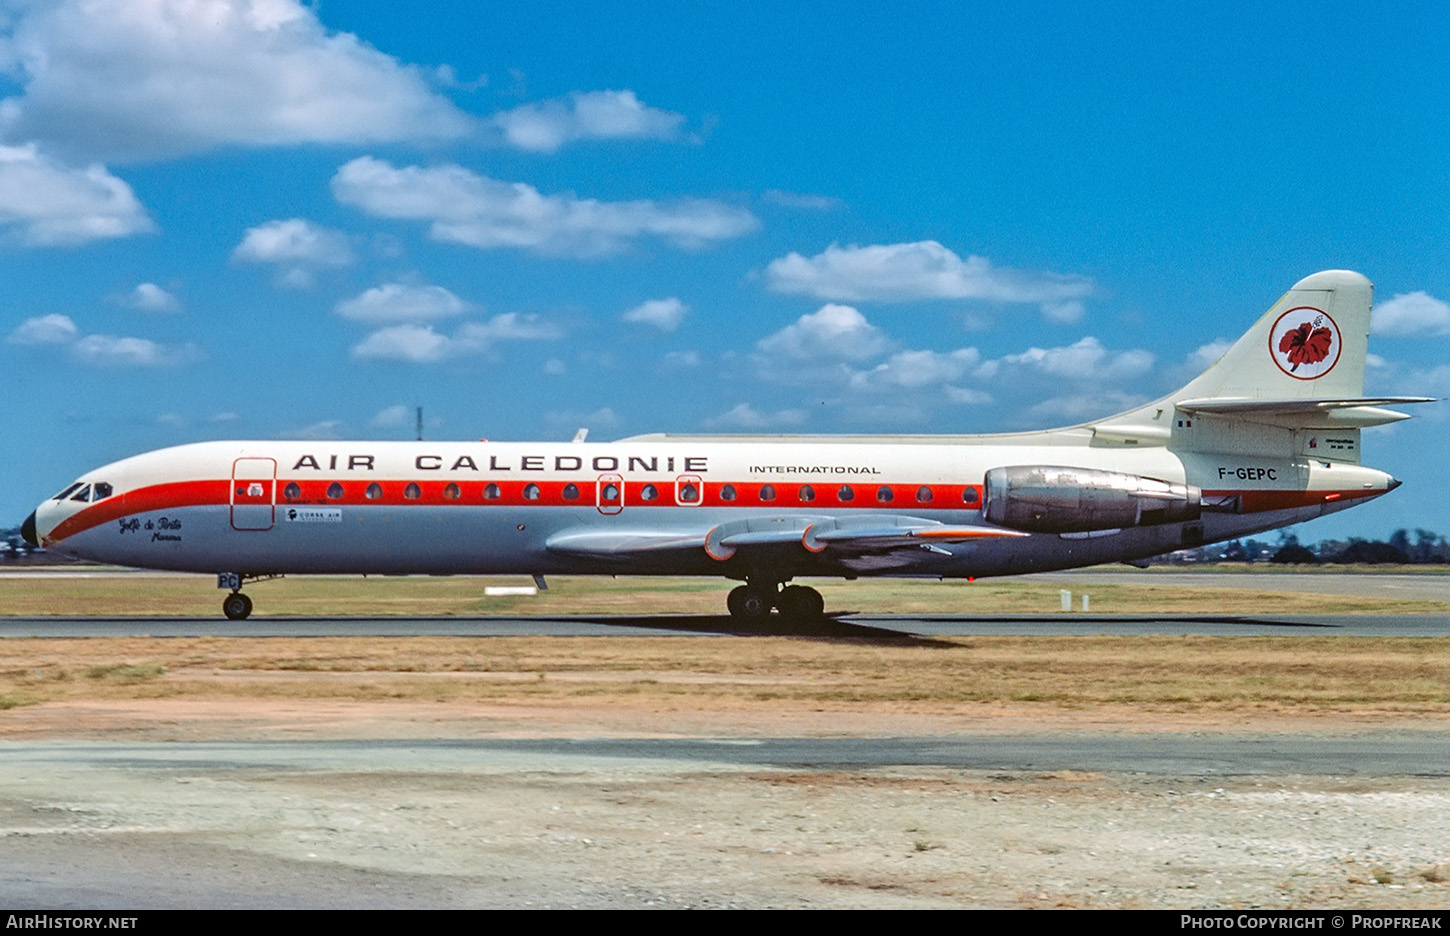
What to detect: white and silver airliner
<box><xmin>22</xmin><ymin>271</ymin><xmax>1432</xmax><ymax>620</ymax></box>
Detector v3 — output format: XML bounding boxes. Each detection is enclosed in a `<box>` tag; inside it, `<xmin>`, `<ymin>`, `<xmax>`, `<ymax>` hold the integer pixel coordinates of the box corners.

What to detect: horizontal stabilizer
<box><xmin>1176</xmin><ymin>396</ymin><xmax>1435</xmax><ymax>429</ymax></box>
<box><xmin>1176</xmin><ymin>396</ymin><xmax>1436</xmax><ymax>414</ymax></box>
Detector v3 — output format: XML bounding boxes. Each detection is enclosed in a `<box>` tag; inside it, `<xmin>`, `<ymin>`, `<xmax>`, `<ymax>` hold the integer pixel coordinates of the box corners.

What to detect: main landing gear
<box><xmin>726</xmin><ymin>581</ymin><xmax>825</xmax><ymax>622</ymax></box>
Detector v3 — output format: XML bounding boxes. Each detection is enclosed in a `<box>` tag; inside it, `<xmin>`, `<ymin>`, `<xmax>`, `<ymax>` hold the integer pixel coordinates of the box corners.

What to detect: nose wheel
<box><xmin>222</xmin><ymin>592</ymin><xmax>253</xmax><ymax>621</ymax></box>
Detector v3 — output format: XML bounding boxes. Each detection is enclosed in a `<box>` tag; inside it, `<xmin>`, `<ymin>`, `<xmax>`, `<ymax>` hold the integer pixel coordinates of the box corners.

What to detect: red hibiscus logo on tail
<box><xmin>1268</xmin><ymin>307</ymin><xmax>1340</xmax><ymax>380</ymax></box>
<box><xmin>1277</xmin><ymin>321</ymin><xmax>1333</xmax><ymax>372</ymax></box>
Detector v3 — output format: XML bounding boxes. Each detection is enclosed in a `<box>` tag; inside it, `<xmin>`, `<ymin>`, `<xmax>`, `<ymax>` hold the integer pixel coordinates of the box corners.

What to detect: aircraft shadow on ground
<box><xmin>842</xmin><ymin>614</ymin><xmax>1339</xmax><ymax>629</ymax></box>
<box><xmin>574</xmin><ymin>613</ymin><xmax>954</xmax><ymax>644</ymax></box>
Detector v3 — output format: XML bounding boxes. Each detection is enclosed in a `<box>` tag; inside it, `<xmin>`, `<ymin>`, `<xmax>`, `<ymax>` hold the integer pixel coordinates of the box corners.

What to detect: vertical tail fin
<box><xmin>1091</xmin><ymin>271</ymin><xmax>1432</xmax><ymax>458</ymax></box>
<box><xmin>1172</xmin><ymin>269</ymin><xmax>1372</xmax><ymax>403</ymax></box>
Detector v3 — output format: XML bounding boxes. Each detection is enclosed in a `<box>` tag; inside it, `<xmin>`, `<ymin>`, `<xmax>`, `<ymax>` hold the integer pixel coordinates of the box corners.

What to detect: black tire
<box><xmin>222</xmin><ymin>592</ymin><xmax>252</xmax><ymax>621</ymax></box>
<box><xmin>726</xmin><ymin>585</ymin><xmax>772</xmax><ymax>619</ymax></box>
<box><xmin>777</xmin><ymin>585</ymin><xmax>825</xmax><ymax>622</ymax></box>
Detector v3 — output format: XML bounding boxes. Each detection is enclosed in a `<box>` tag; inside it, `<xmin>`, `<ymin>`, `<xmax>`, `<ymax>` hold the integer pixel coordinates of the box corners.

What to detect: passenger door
<box><xmin>231</xmin><ymin>458</ymin><xmax>276</xmax><ymax>531</ymax></box>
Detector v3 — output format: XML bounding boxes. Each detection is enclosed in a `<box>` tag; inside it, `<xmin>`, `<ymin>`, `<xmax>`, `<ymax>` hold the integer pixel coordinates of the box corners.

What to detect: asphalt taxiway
<box><xmin>1</xmin><ymin>611</ymin><xmax>1449</xmax><ymax>637</ymax></box>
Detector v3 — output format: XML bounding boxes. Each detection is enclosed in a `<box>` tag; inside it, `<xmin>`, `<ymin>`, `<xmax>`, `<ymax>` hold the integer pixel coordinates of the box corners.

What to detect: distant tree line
<box><xmin>1161</xmin><ymin>529</ymin><xmax>1450</xmax><ymax>565</ymax></box>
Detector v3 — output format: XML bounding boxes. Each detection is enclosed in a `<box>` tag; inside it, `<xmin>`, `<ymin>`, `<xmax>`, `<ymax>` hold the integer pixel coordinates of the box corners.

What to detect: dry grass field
<box><xmin>5</xmin><ymin>634</ymin><xmax>1450</xmax><ymax>722</ymax></box>
<box><xmin>2</xmin><ymin>569</ymin><xmax>1448</xmax><ymax>726</ymax></box>
<box><xmin>0</xmin><ymin>569</ymin><xmax>1446</xmax><ymax>617</ymax></box>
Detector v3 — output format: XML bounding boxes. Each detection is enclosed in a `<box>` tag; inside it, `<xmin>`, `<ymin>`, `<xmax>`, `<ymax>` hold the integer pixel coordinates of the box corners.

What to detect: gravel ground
<box><xmin>1</xmin><ymin>703</ymin><xmax>1449</xmax><ymax>908</ymax></box>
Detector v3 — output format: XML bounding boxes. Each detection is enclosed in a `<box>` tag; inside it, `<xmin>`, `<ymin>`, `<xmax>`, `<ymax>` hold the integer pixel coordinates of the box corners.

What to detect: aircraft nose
<box><xmin>20</xmin><ymin>510</ymin><xmax>38</xmax><ymax>547</ymax></box>
<box><xmin>1387</xmin><ymin>476</ymin><xmax>1402</xmax><ymax>492</ymax></box>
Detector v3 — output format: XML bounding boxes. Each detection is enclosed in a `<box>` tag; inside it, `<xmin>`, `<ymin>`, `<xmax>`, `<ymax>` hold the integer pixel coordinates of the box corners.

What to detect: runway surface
<box><xmin>2</xmin><ymin>611</ymin><xmax>1449</xmax><ymax>637</ymax></box>
<box><xmin>5</xmin><ymin>733</ymin><xmax>1450</xmax><ymax>776</ymax></box>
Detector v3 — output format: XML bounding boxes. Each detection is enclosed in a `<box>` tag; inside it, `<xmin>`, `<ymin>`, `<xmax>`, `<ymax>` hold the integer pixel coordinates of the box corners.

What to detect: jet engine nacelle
<box><xmin>982</xmin><ymin>465</ymin><xmax>1201</xmax><ymax>534</ymax></box>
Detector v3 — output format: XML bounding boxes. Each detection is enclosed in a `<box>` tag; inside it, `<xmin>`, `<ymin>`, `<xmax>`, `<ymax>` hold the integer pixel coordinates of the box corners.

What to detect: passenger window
<box><xmin>962</xmin><ymin>487</ymin><xmax>980</xmax><ymax>505</ymax></box>
<box><xmin>523</xmin><ymin>483</ymin><xmax>541</xmax><ymax>500</ymax></box>
<box><xmin>283</xmin><ymin>482</ymin><xmax>301</xmax><ymax>499</ymax></box>
<box><xmin>759</xmin><ymin>485</ymin><xmax>776</xmax><ymax>502</ymax></box>
<box><xmin>562</xmin><ymin>483</ymin><xmax>580</xmax><ymax>500</ymax></box>
<box><xmin>70</xmin><ymin>484</ymin><xmax>92</xmax><ymax>502</ymax></box>
<box><xmin>640</xmin><ymin>484</ymin><xmax>658</xmax><ymax>501</ymax></box>
<box><xmin>327</xmin><ymin>482</ymin><xmax>344</xmax><ymax>499</ymax></box>
<box><xmin>404</xmin><ymin>483</ymin><xmax>422</xmax><ymax>500</ymax></box>
<box><xmin>799</xmin><ymin>485</ymin><xmax>815</xmax><ymax>502</ymax></box>
<box><xmin>92</xmin><ymin>482</ymin><xmax>113</xmax><ymax>501</ymax></box>
<box><xmin>602</xmin><ymin>483</ymin><xmax>620</xmax><ymax>500</ymax></box>
<box><xmin>837</xmin><ymin>485</ymin><xmax>854</xmax><ymax>502</ymax></box>
<box><xmin>877</xmin><ymin>486</ymin><xmax>894</xmax><ymax>503</ymax></box>
<box><xmin>916</xmin><ymin>485</ymin><xmax>932</xmax><ymax>503</ymax></box>
<box><xmin>365</xmin><ymin>483</ymin><xmax>382</xmax><ymax>500</ymax></box>
<box><xmin>678</xmin><ymin>483</ymin><xmax>699</xmax><ymax>503</ymax></box>
<box><xmin>443</xmin><ymin>483</ymin><xmax>461</xmax><ymax>500</ymax></box>
<box><xmin>483</xmin><ymin>483</ymin><xmax>501</xmax><ymax>500</ymax></box>
<box><xmin>52</xmin><ymin>483</ymin><xmax>84</xmax><ymax>501</ymax></box>
<box><xmin>719</xmin><ymin>484</ymin><xmax>737</xmax><ymax>502</ymax></box>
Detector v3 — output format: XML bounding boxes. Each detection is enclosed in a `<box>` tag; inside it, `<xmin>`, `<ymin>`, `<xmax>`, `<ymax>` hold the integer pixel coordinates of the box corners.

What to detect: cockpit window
<box><xmin>92</xmin><ymin>482</ymin><xmax>113</xmax><ymax>501</ymax></box>
<box><xmin>70</xmin><ymin>484</ymin><xmax>92</xmax><ymax>503</ymax></box>
<box><xmin>52</xmin><ymin>483</ymin><xmax>83</xmax><ymax>501</ymax></box>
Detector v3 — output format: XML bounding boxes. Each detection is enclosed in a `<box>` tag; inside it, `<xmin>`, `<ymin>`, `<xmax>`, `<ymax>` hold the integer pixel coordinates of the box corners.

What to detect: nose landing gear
<box><xmin>222</xmin><ymin>592</ymin><xmax>253</xmax><ymax>621</ymax></box>
<box><xmin>726</xmin><ymin>580</ymin><xmax>824</xmax><ymax>622</ymax></box>
<box><xmin>216</xmin><ymin>572</ymin><xmax>283</xmax><ymax>620</ymax></box>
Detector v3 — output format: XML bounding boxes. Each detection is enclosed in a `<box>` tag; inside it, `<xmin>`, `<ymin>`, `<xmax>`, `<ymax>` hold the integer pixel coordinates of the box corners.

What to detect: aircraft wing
<box><xmin>802</xmin><ymin>522</ymin><xmax>1028</xmax><ymax>555</ymax></box>
<box><xmin>545</xmin><ymin>515</ymin><xmax>1023</xmax><ymax>564</ymax></box>
<box><xmin>544</xmin><ymin>529</ymin><xmax>709</xmax><ymax>557</ymax></box>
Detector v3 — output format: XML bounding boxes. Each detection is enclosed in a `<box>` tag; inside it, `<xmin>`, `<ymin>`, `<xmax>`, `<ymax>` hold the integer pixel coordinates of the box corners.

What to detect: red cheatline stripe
<box><xmin>45</xmin><ymin>477</ymin><xmax>1379</xmax><ymax>543</ymax></box>
<box><xmin>47</xmin><ymin>480</ymin><xmax>227</xmax><ymax>543</ymax></box>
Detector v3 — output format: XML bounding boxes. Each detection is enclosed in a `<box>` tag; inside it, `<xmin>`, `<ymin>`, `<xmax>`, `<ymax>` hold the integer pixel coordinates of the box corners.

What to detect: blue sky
<box><xmin>2</xmin><ymin>0</ymin><xmax>1447</xmax><ymax>541</ymax></box>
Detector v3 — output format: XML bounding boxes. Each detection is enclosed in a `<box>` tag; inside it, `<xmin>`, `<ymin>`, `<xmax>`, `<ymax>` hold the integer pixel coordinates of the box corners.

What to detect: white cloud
<box><xmin>350</xmin><ymin>324</ymin><xmax>452</xmax><ymax>363</ymax></box>
<box><xmin>457</xmin><ymin>312</ymin><xmax>560</xmax><ymax>344</ymax></box>
<box><xmin>9</xmin><ymin>312</ymin><xmax>201</xmax><ymax>366</ymax></box>
<box><xmin>755</xmin><ymin>304</ymin><xmax>889</xmax><ymax>363</ymax></box>
<box><xmin>994</xmin><ymin>337</ymin><xmax>1154</xmax><ymax>381</ymax></box>
<box><xmin>543</xmin><ymin>358</ymin><xmax>566</xmax><ymax>375</ymax></box>
<box><xmin>371</xmin><ymin>404</ymin><xmax>410</xmax><ymax>428</ymax></box>
<box><xmin>659</xmin><ymin>350</ymin><xmax>700</xmax><ymax>371</ymax></box>
<box><xmin>944</xmin><ymin>386</ymin><xmax>993</xmax><ymax>405</ymax></box>
<box><xmin>0</xmin><ymin>0</ymin><xmax>473</xmax><ymax>162</ymax></box>
<box><xmin>1184</xmin><ymin>339</ymin><xmax>1233</xmax><ymax>373</ymax></box>
<box><xmin>762</xmin><ymin>189</ymin><xmax>842</xmax><ymax>211</ymax></box>
<box><xmin>124</xmin><ymin>282</ymin><xmax>182</xmax><ymax>314</ymax></box>
<box><xmin>704</xmin><ymin>403</ymin><xmax>808</xmax><ymax>430</ymax></box>
<box><xmin>70</xmin><ymin>334</ymin><xmax>202</xmax><ymax>367</ymax></box>
<box><xmin>331</xmin><ymin>156</ymin><xmax>758</xmax><ymax>256</ymax></box>
<box><xmin>0</xmin><ymin>143</ymin><xmax>153</xmax><ymax>245</ymax></box>
<box><xmin>7</xmin><ymin>313</ymin><xmax>78</xmax><ymax>345</ymax></box>
<box><xmin>622</xmin><ymin>297</ymin><xmax>687</xmax><ymax>331</ymax></box>
<box><xmin>764</xmin><ymin>241</ymin><xmax>1093</xmax><ymax>318</ymax></box>
<box><xmin>1372</xmin><ymin>291</ymin><xmax>1450</xmax><ymax>336</ymax></box>
<box><xmin>335</xmin><ymin>283</ymin><xmax>468</xmax><ymax>325</ymax></box>
<box><xmin>281</xmin><ymin>419</ymin><xmax>345</xmax><ymax>440</ymax></box>
<box><xmin>1018</xmin><ymin>391</ymin><xmax>1151</xmax><ymax>426</ymax></box>
<box><xmin>848</xmin><ymin>348</ymin><xmax>982</xmax><ymax>390</ymax></box>
<box><xmin>492</xmin><ymin>90</ymin><xmax>685</xmax><ymax>153</ymax></box>
<box><xmin>233</xmin><ymin>218</ymin><xmax>353</xmax><ymax>287</ymax></box>
<box><xmin>351</xmin><ymin>313</ymin><xmax>560</xmax><ymax>363</ymax></box>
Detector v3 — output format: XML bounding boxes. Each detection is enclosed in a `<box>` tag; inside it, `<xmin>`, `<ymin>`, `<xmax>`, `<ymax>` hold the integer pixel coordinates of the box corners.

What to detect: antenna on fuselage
<box><xmin>416</xmin><ymin>406</ymin><xmax>423</xmax><ymax>442</ymax></box>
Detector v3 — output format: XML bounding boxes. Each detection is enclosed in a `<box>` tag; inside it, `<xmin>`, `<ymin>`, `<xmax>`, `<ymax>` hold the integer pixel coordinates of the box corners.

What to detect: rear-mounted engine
<box><xmin>982</xmin><ymin>466</ymin><xmax>1201</xmax><ymax>533</ymax></box>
